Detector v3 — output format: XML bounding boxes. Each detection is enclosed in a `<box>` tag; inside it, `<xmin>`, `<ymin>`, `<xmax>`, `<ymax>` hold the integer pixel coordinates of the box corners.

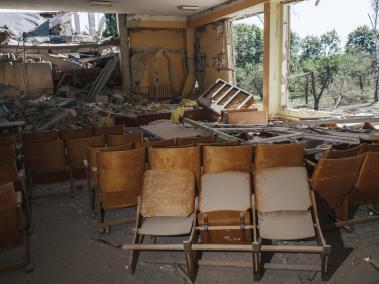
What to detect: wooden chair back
<box><xmin>202</xmin><ymin>145</ymin><xmax>253</xmax><ymax>174</ymax></box>
<box><xmin>176</xmin><ymin>135</ymin><xmax>214</xmax><ymax>146</ymax></box>
<box><xmin>106</xmin><ymin>132</ymin><xmax>143</xmax><ymax>146</ymax></box>
<box><xmin>0</xmin><ymin>159</ymin><xmax>18</xmax><ymax>185</ymax></box>
<box><xmin>0</xmin><ymin>135</ymin><xmax>16</xmax><ymax>146</ymax></box>
<box><xmin>0</xmin><ymin>144</ymin><xmax>16</xmax><ymax>161</ymax></box>
<box><xmin>60</xmin><ymin>128</ymin><xmax>93</xmax><ymax>145</ymax></box>
<box><xmin>97</xmin><ymin>147</ymin><xmax>146</xmax><ymax>209</ymax></box>
<box><xmin>0</xmin><ymin>183</ymin><xmax>20</xmax><ymax>248</ymax></box>
<box><xmin>134</xmin><ymin>138</ymin><xmax>176</xmax><ymax>148</ymax></box>
<box><xmin>93</xmin><ymin>125</ymin><xmax>124</xmax><ymax>136</ymax></box>
<box><xmin>324</xmin><ymin>145</ymin><xmax>363</xmax><ymax>159</ymax></box>
<box><xmin>22</xmin><ymin>130</ymin><xmax>59</xmax><ymax>143</ymax></box>
<box><xmin>148</xmin><ymin>146</ymin><xmax>201</xmax><ymax>183</ymax></box>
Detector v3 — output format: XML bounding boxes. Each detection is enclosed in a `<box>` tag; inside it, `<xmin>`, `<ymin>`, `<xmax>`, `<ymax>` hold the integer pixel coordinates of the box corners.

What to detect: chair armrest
<box><xmin>83</xmin><ymin>159</ymin><xmax>88</xmax><ymax>167</ymax></box>
<box><xmin>92</xmin><ymin>167</ymin><xmax>97</xmax><ymax>172</ymax></box>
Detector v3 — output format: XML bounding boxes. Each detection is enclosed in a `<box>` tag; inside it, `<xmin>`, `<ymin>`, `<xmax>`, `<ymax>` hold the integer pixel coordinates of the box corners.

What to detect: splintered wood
<box><xmin>197</xmin><ymin>79</ymin><xmax>255</xmax><ymax>114</ymax></box>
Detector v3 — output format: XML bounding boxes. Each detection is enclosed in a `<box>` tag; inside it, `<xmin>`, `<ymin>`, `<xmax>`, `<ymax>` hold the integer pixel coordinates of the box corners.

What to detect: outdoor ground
<box><xmin>0</xmin><ymin>182</ymin><xmax>378</xmax><ymax>284</ymax></box>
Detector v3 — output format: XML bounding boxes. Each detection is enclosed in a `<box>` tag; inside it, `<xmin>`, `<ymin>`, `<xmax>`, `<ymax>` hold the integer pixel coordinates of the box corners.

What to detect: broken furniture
<box><xmin>176</xmin><ymin>135</ymin><xmax>215</xmax><ymax>146</ymax></box>
<box><xmin>223</xmin><ymin>109</ymin><xmax>267</xmax><ymax>125</ymax></box>
<box><xmin>253</xmin><ymin>143</ymin><xmax>330</xmax><ymax>280</ymax></box>
<box><xmin>106</xmin><ymin>132</ymin><xmax>143</xmax><ymax>147</ymax></box>
<box><xmin>196</xmin><ymin>144</ymin><xmax>253</xmax><ymax>245</ymax></box>
<box><xmin>197</xmin><ymin>79</ymin><xmax>255</xmax><ymax>115</ymax></box>
<box><xmin>96</xmin><ymin>147</ymin><xmax>145</xmax><ymax>233</ymax></box>
<box><xmin>22</xmin><ymin>139</ymin><xmax>70</xmax><ymax>198</ymax></box>
<box><xmin>124</xmin><ymin>163</ymin><xmax>197</xmax><ymax>279</ymax></box>
<box><xmin>0</xmin><ymin>183</ymin><xmax>32</xmax><ymax>273</ymax></box>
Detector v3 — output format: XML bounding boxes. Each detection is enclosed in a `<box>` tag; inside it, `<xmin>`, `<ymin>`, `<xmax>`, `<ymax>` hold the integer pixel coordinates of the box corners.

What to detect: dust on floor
<box><xmin>0</xmin><ymin>182</ymin><xmax>378</xmax><ymax>284</ymax></box>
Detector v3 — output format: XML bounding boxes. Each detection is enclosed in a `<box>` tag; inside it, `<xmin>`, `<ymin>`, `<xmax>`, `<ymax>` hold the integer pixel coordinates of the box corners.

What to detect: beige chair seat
<box><xmin>199</xmin><ymin>171</ymin><xmax>251</xmax><ymax>212</ymax></box>
<box><xmin>139</xmin><ymin>214</ymin><xmax>194</xmax><ymax>236</ymax></box>
<box><xmin>255</xmin><ymin>167</ymin><xmax>311</xmax><ymax>213</ymax></box>
<box><xmin>258</xmin><ymin>211</ymin><xmax>315</xmax><ymax>240</ymax></box>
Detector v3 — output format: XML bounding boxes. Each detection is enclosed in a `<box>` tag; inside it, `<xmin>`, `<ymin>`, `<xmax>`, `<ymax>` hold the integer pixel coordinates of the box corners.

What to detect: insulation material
<box><xmin>130</xmin><ymin>29</ymin><xmax>187</xmax><ymax>96</ymax></box>
<box><xmin>0</xmin><ymin>62</ymin><xmax>53</xmax><ymax>98</ymax></box>
<box><xmin>141</xmin><ymin>169</ymin><xmax>195</xmax><ymax>217</ymax></box>
<box><xmin>195</xmin><ymin>21</ymin><xmax>234</xmax><ymax>91</ymax></box>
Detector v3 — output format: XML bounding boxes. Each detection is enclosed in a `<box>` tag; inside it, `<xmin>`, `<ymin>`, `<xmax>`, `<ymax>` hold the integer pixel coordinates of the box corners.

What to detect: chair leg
<box><xmin>334</xmin><ymin>197</ymin><xmax>349</xmax><ymax>222</ymax></box>
<box><xmin>183</xmin><ymin>241</ymin><xmax>196</xmax><ymax>282</ymax></box>
<box><xmin>97</xmin><ymin>203</ymin><xmax>105</xmax><ymax>234</ymax></box>
<box><xmin>129</xmin><ymin>232</ymin><xmax>143</xmax><ymax>274</ymax></box>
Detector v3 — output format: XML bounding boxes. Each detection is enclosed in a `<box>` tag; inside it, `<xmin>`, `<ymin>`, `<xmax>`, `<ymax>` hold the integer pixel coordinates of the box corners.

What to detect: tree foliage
<box><xmin>102</xmin><ymin>14</ymin><xmax>118</xmax><ymax>38</ymax></box>
<box><xmin>346</xmin><ymin>26</ymin><xmax>375</xmax><ymax>55</ymax></box>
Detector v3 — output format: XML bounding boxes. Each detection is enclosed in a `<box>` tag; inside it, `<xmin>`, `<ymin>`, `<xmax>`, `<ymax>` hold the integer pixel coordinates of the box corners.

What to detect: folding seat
<box><xmin>176</xmin><ymin>135</ymin><xmax>214</xmax><ymax>146</ymax></box>
<box><xmin>253</xmin><ymin>143</ymin><xmax>330</xmax><ymax>279</ymax></box>
<box><xmin>23</xmin><ymin>139</ymin><xmax>72</xmax><ymax>199</ymax></box>
<box><xmin>0</xmin><ymin>183</ymin><xmax>32</xmax><ymax>273</ymax></box>
<box><xmin>85</xmin><ymin>144</ymin><xmax>133</xmax><ymax>215</ymax></box>
<box><xmin>66</xmin><ymin>135</ymin><xmax>105</xmax><ymax>180</ymax></box>
<box><xmin>310</xmin><ymin>153</ymin><xmax>365</xmax><ymax>222</ymax></box>
<box><xmin>106</xmin><ymin>132</ymin><xmax>143</xmax><ymax>146</ymax></box>
<box><xmin>359</xmin><ymin>143</ymin><xmax>379</xmax><ymax>154</ymax></box>
<box><xmin>123</xmin><ymin>147</ymin><xmax>197</xmax><ymax>280</ymax></box>
<box><xmin>197</xmin><ymin>145</ymin><xmax>253</xmax><ymax>244</ymax></box>
<box><xmin>93</xmin><ymin>125</ymin><xmax>125</xmax><ymax>136</ymax></box>
<box><xmin>96</xmin><ymin>147</ymin><xmax>145</xmax><ymax>233</ymax></box>
<box><xmin>22</xmin><ymin>130</ymin><xmax>59</xmax><ymax>143</ymax></box>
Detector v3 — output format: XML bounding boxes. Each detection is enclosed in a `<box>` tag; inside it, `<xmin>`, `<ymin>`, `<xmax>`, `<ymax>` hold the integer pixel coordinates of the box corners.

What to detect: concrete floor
<box><xmin>0</xmin><ymin>182</ymin><xmax>379</xmax><ymax>284</ymax></box>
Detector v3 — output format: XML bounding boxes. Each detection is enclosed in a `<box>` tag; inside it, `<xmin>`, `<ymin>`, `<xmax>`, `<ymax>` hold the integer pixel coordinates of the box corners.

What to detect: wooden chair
<box><xmin>359</xmin><ymin>143</ymin><xmax>379</xmax><ymax>154</ymax></box>
<box><xmin>0</xmin><ymin>159</ymin><xmax>30</xmax><ymax>229</ymax></box>
<box><xmin>85</xmin><ymin>144</ymin><xmax>133</xmax><ymax>216</ymax></box>
<box><xmin>93</xmin><ymin>125</ymin><xmax>125</xmax><ymax>136</ymax></box>
<box><xmin>123</xmin><ymin>168</ymin><xmax>197</xmax><ymax>279</ymax></box>
<box><xmin>22</xmin><ymin>130</ymin><xmax>59</xmax><ymax>143</ymax></box>
<box><xmin>66</xmin><ymin>136</ymin><xmax>105</xmax><ymax>182</ymax></box>
<box><xmin>0</xmin><ymin>144</ymin><xmax>17</xmax><ymax>161</ymax></box>
<box><xmin>310</xmin><ymin>154</ymin><xmax>365</xmax><ymax>223</ymax></box>
<box><xmin>176</xmin><ymin>135</ymin><xmax>214</xmax><ymax>146</ymax></box>
<box><xmin>0</xmin><ymin>183</ymin><xmax>32</xmax><ymax>273</ymax></box>
<box><xmin>349</xmin><ymin>151</ymin><xmax>379</xmax><ymax>222</ymax></box>
<box><xmin>134</xmin><ymin>138</ymin><xmax>176</xmax><ymax>148</ymax></box>
<box><xmin>196</xmin><ymin>145</ymin><xmax>253</xmax><ymax>246</ymax></box>
<box><xmin>60</xmin><ymin>128</ymin><xmax>93</xmax><ymax>145</ymax></box>
<box><xmin>106</xmin><ymin>132</ymin><xmax>143</xmax><ymax>146</ymax></box>
<box><xmin>23</xmin><ymin>140</ymin><xmax>70</xmax><ymax>198</ymax></box>
<box><xmin>253</xmin><ymin>143</ymin><xmax>330</xmax><ymax>280</ymax></box>
<box><xmin>0</xmin><ymin>135</ymin><xmax>16</xmax><ymax>146</ymax></box>
<box><xmin>96</xmin><ymin>147</ymin><xmax>145</xmax><ymax>233</ymax></box>
<box><xmin>323</xmin><ymin>145</ymin><xmax>363</xmax><ymax>159</ymax></box>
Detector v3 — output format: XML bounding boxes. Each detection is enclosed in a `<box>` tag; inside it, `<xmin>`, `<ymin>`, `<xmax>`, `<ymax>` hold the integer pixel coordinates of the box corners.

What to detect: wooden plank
<box><xmin>122</xmin><ymin>243</ymin><xmax>184</xmax><ymax>251</ymax></box>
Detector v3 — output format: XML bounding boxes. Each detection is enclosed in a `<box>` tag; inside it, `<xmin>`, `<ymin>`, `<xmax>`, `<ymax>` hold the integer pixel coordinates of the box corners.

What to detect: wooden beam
<box><xmin>263</xmin><ymin>2</ymin><xmax>270</xmax><ymax>112</ymax></box>
<box><xmin>127</xmin><ymin>20</ymin><xmax>187</xmax><ymax>29</ymax></box>
<box><xmin>187</xmin><ymin>0</ymin><xmax>266</xmax><ymax>28</ymax></box>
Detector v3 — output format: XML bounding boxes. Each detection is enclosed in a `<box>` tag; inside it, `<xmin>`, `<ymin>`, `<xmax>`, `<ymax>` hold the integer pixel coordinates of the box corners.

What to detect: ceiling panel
<box><xmin>0</xmin><ymin>0</ymin><xmax>228</xmax><ymax>16</ymax></box>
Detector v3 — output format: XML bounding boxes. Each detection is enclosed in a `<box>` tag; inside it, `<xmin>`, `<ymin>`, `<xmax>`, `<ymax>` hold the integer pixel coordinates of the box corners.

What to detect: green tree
<box><xmin>346</xmin><ymin>26</ymin><xmax>376</xmax><ymax>55</ymax></box>
<box><xmin>102</xmin><ymin>14</ymin><xmax>118</xmax><ymax>37</ymax></box>
<box><xmin>233</xmin><ymin>23</ymin><xmax>263</xmax><ymax>67</ymax></box>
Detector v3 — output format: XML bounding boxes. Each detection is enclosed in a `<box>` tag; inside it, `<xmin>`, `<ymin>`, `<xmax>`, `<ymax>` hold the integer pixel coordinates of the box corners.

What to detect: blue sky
<box><xmin>236</xmin><ymin>0</ymin><xmax>373</xmax><ymax>46</ymax></box>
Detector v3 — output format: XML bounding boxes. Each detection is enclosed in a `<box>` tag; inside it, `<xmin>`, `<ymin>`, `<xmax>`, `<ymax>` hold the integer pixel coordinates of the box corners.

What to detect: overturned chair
<box><xmin>0</xmin><ymin>183</ymin><xmax>32</xmax><ymax>273</ymax></box>
<box><xmin>253</xmin><ymin>143</ymin><xmax>330</xmax><ymax>280</ymax></box>
<box><xmin>123</xmin><ymin>146</ymin><xmax>200</xmax><ymax>280</ymax></box>
<box><xmin>96</xmin><ymin>147</ymin><xmax>145</xmax><ymax>233</ymax></box>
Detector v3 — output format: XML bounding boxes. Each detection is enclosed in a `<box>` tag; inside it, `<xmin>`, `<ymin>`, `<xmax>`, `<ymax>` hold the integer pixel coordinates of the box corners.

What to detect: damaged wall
<box><xmin>0</xmin><ymin>61</ymin><xmax>53</xmax><ymax>98</ymax></box>
<box><xmin>129</xmin><ymin>28</ymin><xmax>187</xmax><ymax>98</ymax></box>
<box><xmin>195</xmin><ymin>20</ymin><xmax>234</xmax><ymax>91</ymax></box>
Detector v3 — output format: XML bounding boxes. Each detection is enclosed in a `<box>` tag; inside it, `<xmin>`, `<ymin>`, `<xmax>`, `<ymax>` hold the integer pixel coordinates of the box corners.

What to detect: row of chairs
<box><xmin>90</xmin><ymin>143</ymin><xmax>330</xmax><ymax>280</ymax></box>
<box><xmin>310</xmin><ymin>143</ymin><xmax>379</xmax><ymax>225</ymax></box>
